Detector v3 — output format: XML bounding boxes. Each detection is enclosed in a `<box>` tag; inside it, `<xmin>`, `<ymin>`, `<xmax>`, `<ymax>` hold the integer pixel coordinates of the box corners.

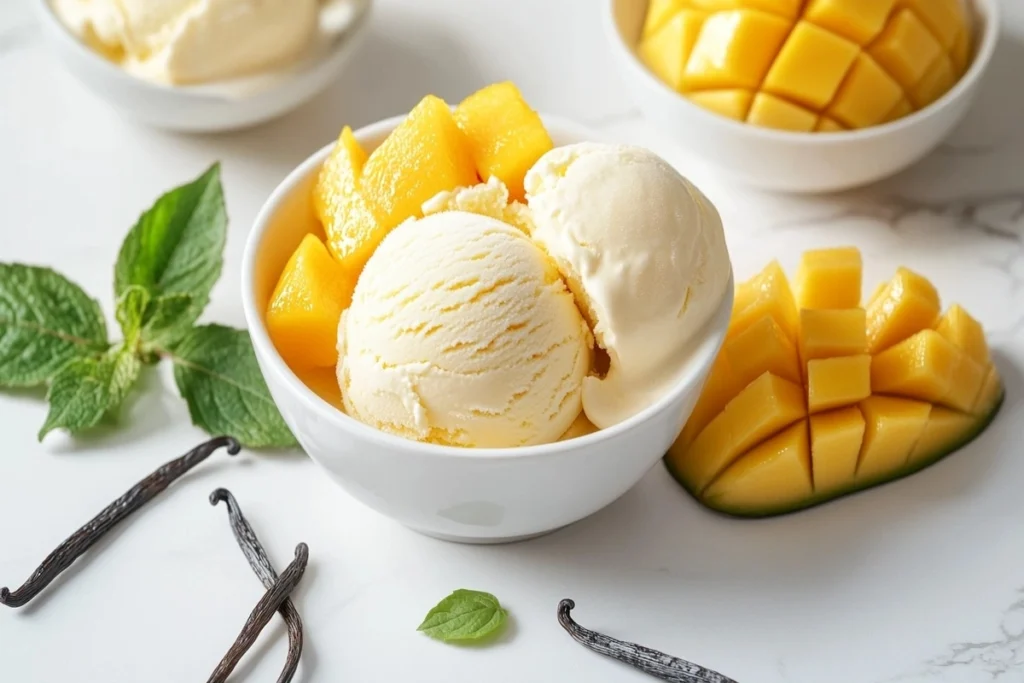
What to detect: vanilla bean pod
<box><xmin>210</xmin><ymin>488</ymin><xmax>303</xmax><ymax>683</ymax></box>
<box><xmin>557</xmin><ymin>599</ymin><xmax>739</xmax><ymax>683</ymax></box>
<box><xmin>1</xmin><ymin>436</ymin><xmax>240</xmax><ymax>608</ymax></box>
<box><xmin>207</xmin><ymin>543</ymin><xmax>309</xmax><ymax>683</ymax></box>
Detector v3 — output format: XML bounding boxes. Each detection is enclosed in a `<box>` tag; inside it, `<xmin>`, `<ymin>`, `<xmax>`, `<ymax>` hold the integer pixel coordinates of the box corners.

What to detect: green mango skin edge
<box><xmin>664</xmin><ymin>390</ymin><xmax>1005</xmax><ymax>519</ymax></box>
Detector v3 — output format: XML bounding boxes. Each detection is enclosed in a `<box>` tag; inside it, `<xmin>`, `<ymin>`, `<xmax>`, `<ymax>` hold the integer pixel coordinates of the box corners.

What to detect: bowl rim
<box><xmin>241</xmin><ymin>113</ymin><xmax>734</xmax><ymax>461</ymax></box>
<box><xmin>33</xmin><ymin>0</ymin><xmax>373</xmax><ymax>100</ymax></box>
<box><xmin>602</xmin><ymin>0</ymin><xmax>1002</xmax><ymax>143</ymax></box>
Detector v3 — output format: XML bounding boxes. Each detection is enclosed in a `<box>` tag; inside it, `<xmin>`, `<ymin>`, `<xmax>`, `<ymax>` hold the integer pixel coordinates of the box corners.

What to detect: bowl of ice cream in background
<box><xmin>241</xmin><ymin>83</ymin><xmax>734</xmax><ymax>542</ymax></box>
<box><xmin>604</xmin><ymin>0</ymin><xmax>1000</xmax><ymax>193</ymax></box>
<box><xmin>35</xmin><ymin>0</ymin><xmax>372</xmax><ymax>132</ymax></box>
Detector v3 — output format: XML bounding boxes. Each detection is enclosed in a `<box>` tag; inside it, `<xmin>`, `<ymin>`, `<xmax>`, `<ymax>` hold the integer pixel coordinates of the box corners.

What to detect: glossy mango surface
<box><xmin>638</xmin><ymin>0</ymin><xmax>972</xmax><ymax>131</ymax></box>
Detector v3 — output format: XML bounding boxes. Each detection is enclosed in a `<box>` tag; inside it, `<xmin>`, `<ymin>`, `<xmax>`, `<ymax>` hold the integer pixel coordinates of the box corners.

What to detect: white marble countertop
<box><xmin>2</xmin><ymin>0</ymin><xmax>1023</xmax><ymax>680</ymax></box>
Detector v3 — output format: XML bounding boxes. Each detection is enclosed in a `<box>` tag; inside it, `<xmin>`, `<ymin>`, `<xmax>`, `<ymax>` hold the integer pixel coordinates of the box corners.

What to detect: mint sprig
<box><xmin>0</xmin><ymin>163</ymin><xmax>297</xmax><ymax>448</ymax></box>
<box><xmin>417</xmin><ymin>589</ymin><xmax>509</xmax><ymax>643</ymax></box>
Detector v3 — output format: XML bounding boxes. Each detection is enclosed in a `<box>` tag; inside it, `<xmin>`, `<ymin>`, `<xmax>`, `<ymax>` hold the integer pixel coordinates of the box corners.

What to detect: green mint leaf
<box><xmin>140</xmin><ymin>292</ymin><xmax>194</xmax><ymax>349</ymax></box>
<box><xmin>114</xmin><ymin>163</ymin><xmax>227</xmax><ymax>328</ymax></box>
<box><xmin>417</xmin><ymin>590</ymin><xmax>509</xmax><ymax>643</ymax></box>
<box><xmin>0</xmin><ymin>264</ymin><xmax>108</xmax><ymax>387</ymax></box>
<box><xmin>115</xmin><ymin>285</ymin><xmax>150</xmax><ymax>346</ymax></box>
<box><xmin>168</xmin><ymin>324</ymin><xmax>297</xmax><ymax>449</ymax></box>
<box><xmin>38</xmin><ymin>345</ymin><xmax>142</xmax><ymax>440</ymax></box>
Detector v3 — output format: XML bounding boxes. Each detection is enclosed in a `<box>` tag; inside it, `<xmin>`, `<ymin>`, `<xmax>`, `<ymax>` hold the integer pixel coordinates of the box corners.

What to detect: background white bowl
<box><xmin>34</xmin><ymin>0</ymin><xmax>372</xmax><ymax>133</ymax></box>
<box><xmin>242</xmin><ymin>116</ymin><xmax>733</xmax><ymax>543</ymax></box>
<box><xmin>604</xmin><ymin>0</ymin><xmax>1001</xmax><ymax>194</ymax></box>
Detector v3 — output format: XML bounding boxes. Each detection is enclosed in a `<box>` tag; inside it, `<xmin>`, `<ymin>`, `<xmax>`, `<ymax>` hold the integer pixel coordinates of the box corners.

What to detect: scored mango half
<box><xmin>666</xmin><ymin>247</ymin><xmax>1003</xmax><ymax>517</ymax></box>
<box><xmin>638</xmin><ymin>0</ymin><xmax>972</xmax><ymax>132</ymax></box>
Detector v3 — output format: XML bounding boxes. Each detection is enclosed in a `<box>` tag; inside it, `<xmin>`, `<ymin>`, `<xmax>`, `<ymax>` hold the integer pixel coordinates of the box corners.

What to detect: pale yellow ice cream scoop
<box><xmin>525</xmin><ymin>143</ymin><xmax>731</xmax><ymax>429</ymax></box>
<box><xmin>338</xmin><ymin>211</ymin><xmax>592</xmax><ymax>448</ymax></box>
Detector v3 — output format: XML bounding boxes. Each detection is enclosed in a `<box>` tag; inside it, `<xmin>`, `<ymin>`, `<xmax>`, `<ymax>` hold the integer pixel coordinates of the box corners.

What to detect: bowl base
<box><xmin>407</xmin><ymin>525</ymin><xmax>566</xmax><ymax>545</ymax></box>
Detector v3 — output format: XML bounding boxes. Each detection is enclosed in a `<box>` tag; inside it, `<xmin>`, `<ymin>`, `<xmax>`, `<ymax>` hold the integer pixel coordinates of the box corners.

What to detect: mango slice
<box><xmin>637</xmin><ymin>0</ymin><xmax>972</xmax><ymax>132</ymax></box>
<box><xmin>455</xmin><ymin>82</ymin><xmax>553</xmax><ymax>201</ymax></box>
<box><xmin>666</xmin><ymin>247</ymin><xmax>1003</xmax><ymax>517</ymax></box>
<box><xmin>266</xmin><ymin>234</ymin><xmax>353</xmax><ymax>370</ymax></box>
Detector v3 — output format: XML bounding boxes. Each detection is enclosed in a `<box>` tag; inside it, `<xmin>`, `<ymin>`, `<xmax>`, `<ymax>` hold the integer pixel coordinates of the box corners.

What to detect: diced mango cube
<box><xmin>883</xmin><ymin>97</ymin><xmax>914</xmax><ymax>123</ymax></box>
<box><xmin>681</xmin><ymin>10</ymin><xmax>792</xmax><ymax>92</ymax></box>
<box><xmin>803</xmin><ymin>0</ymin><xmax>897</xmax><ymax>45</ymax></box>
<box><xmin>314</xmin><ymin>127</ymin><xmax>385</xmax><ymax>274</ymax></box>
<box><xmin>794</xmin><ymin>246</ymin><xmax>862</xmax><ymax>309</ymax></box>
<box><xmin>725</xmin><ymin>314</ymin><xmax>802</xmax><ymax>386</ymax></box>
<box><xmin>688</xmin><ymin>89</ymin><xmax>754</xmax><ymax>120</ymax></box>
<box><xmin>729</xmin><ymin>260</ymin><xmax>800</xmax><ymax>341</ymax></box>
<box><xmin>807</xmin><ymin>355</ymin><xmax>871</xmax><ymax>413</ymax></box>
<box><xmin>907</xmin><ymin>407</ymin><xmax>977</xmax><ymax>465</ymax></box>
<box><xmin>690</xmin><ymin>0</ymin><xmax>803</xmax><ymax>17</ymax></box>
<box><xmin>856</xmin><ymin>395</ymin><xmax>931</xmax><ymax>481</ymax></box>
<box><xmin>639</xmin><ymin>11</ymin><xmax>709</xmax><ymax>93</ymax></box>
<box><xmin>746</xmin><ymin>93</ymin><xmax>818</xmax><ymax>132</ymax></box>
<box><xmin>669</xmin><ymin>372</ymin><xmax>806</xmax><ymax>493</ymax></box>
<box><xmin>898</xmin><ymin>0</ymin><xmax>965</xmax><ymax>48</ymax></box>
<box><xmin>296</xmin><ymin>366</ymin><xmax>344</xmax><ymax>410</ymax></box>
<box><xmin>703</xmin><ymin>421</ymin><xmax>813</xmax><ymax>515</ymax></box>
<box><xmin>362</xmin><ymin>95</ymin><xmax>478</xmax><ymax>230</ymax></box>
<box><xmin>826</xmin><ymin>53</ymin><xmax>904</xmax><ymax>129</ymax></box>
<box><xmin>676</xmin><ymin>352</ymin><xmax>739</xmax><ymax>447</ymax></box>
<box><xmin>800</xmin><ymin>308</ymin><xmax>867</xmax><ymax>360</ymax></box>
<box><xmin>935</xmin><ymin>304</ymin><xmax>990</xmax><ymax>366</ymax></box>
<box><xmin>266</xmin><ymin>234</ymin><xmax>353</xmax><ymax>370</ymax></box>
<box><xmin>810</xmin><ymin>406</ymin><xmax>865</xmax><ymax>494</ymax></box>
<box><xmin>868</xmin><ymin>9</ymin><xmax>943</xmax><ymax>90</ymax></box>
<box><xmin>866</xmin><ymin>267</ymin><xmax>941</xmax><ymax>354</ymax></box>
<box><xmin>972</xmin><ymin>365</ymin><xmax>1003</xmax><ymax>417</ymax></box>
<box><xmin>642</xmin><ymin>0</ymin><xmax>686</xmax><ymax>38</ymax></box>
<box><xmin>910</xmin><ymin>54</ymin><xmax>956</xmax><ymax>109</ymax></box>
<box><xmin>871</xmin><ymin>329</ymin><xmax>984</xmax><ymax>412</ymax></box>
<box><xmin>815</xmin><ymin>117</ymin><xmax>846</xmax><ymax>132</ymax></box>
<box><xmin>950</xmin><ymin>30</ymin><xmax>971</xmax><ymax>75</ymax></box>
<box><xmin>762</xmin><ymin>21</ymin><xmax>859</xmax><ymax>110</ymax></box>
<box><xmin>454</xmin><ymin>82</ymin><xmax>551</xmax><ymax>202</ymax></box>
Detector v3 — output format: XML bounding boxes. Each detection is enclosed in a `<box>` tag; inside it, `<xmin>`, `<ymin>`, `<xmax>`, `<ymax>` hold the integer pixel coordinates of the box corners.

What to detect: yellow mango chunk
<box><xmin>314</xmin><ymin>127</ymin><xmax>385</xmax><ymax>274</ymax></box>
<box><xmin>935</xmin><ymin>304</ymin><xmax>990</xmax><ymax>366</ymax></box>
<box><xmin>868</xmin><ymin>9</ymin><xmax>943</xmax><ymax>90</ymax></box>
<box><xmin>689</xmin><ymin>0</ymin><xmax>803</xmax><ymax>17</ymax></box>
<box><xmin>950</xmin><ymin>30</ymin><xmax>971</xmax><ymax>75</ymax></box>
<box><xmin>266</xmin><ymin>234</ymin><xmax>353</xmax><ymax>370</ymax></box>
<box><xmin>642</xmin><ymin>0</ymin><xmax>686</xmax><ymax>38</ymax></box>
<box><xmin>703</xmin><ymin>421</ymin><xmax>813</xmax><ymax>515</ymax></box>
<box><xmin>681</xmin><ymin>10</ymin><xmax>792</xmax><ymax>92</ymax></box>
<box><xmin>803</xmin><ymin>0</ymin><xmax>897</xmax><ymax>45</ymax></box>
<box><xmin>362</xmin><ymin>95</ymin><xmax>478</xmax><ymax>230</ymax></box>
<box><xmin>728</xmin><ymin>260</ymin><xmax>800</xmax><ymax>341</ymax></box>
<box><xmin>883</xmin><ymin>97</ymin><xmax>914</xmax><ymax>123</ymax></box>
<box><xmin>688</xmin><ymin>89</ymin><xmax>754</xmax><ymax>120</ymax></box>
<box><xmin>676</xmin><ymin>352</ymin><xmax>738</xmax><ymax>447</ymax></box>
<box><xmin>762</xmin><ymin>21</ymin><xmax>860</xmax><ymax>111</ymax></box>
<box><xmin>857</xmin><ymin>395</ymin><xmax>931</xmax><ymax>481</ymax></box>
<box><xmin>799</xmin><ymin>308</ymin><xmax>867</xmax><ymax>360</ymax></box>
<box><xmin>827</xmin><ymin>53</ymin><xmax>904</xmax><ymax>129</ymax></box>
<box><xmin>866</xmin><ymin>267</ymin><xmax>941</xmax><ymax>354</ymax></box>
<box><xmin>296</xmin><ymin>366</ymin><xmax>343</xmax><ymax>410</ymax></box>
<box><xmin>794</xmin><ymin>246</ymin><xmax>862</xmax><ymax>309</ymax></box>
<box><xmin>898</xmin><ymin>0</ymin><xmax>965</xmax><ymax>49</ymax></box>
<box><xmin>815</xmin><ymin>117</ymin><xmax>846</xmax><ymax>132</ymax></box>
<box><xmin>746</xmin><ymin>93</ymin><xmax>818</xmax><ymax>132</ymax></box>
<box><xmin>972</xmin><ymin>365</ymin><xmax>1003</xmax><ymax>418</ymax></box>
<box><xmin>907</xmin><ymin>407</ymin><xmax>977</xmax><ymax>466</ymax></box>
<box><xmin>455</xmin><ymin>82</ymin><xmax>551</xmax><ymax>202</ymax></box>
<box><xmin>725</xmin><ymin>314</ymin><xmax>802</xmax><ymax>386</ymax></box>
<box><xmin>668</xmin><ymin>372</ymin><xmax>806</xmax><ymax>493</ymax></box>
<box><xmin>909</xmin><ymin>54</ymin><xmax>956</xmax><ymax>109</ymax></box>
<box><xmin>639</xmin><ymin>11</ymin><xmax>709</xmax><ymax>93</ymax></box>
<box><xmin>807</xmin><ymin>355</ymin><xmax>871</xmax><ymax>413</ymax></box>
<box><xmin>871</xmin><ymin>329</ymin><xmax>984</xmax><ymax>412</ymax></box>
<box><xmin>810</xmin><ymin>406</ymin><xmax>865</xmax><ymax>495</ymax></box>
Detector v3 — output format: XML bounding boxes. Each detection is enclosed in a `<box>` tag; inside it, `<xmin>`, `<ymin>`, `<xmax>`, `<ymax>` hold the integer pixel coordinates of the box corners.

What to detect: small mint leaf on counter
<box><xmin>114</xmin><ymin>163</ymin><xmax>226</xmax><ymax>329</ymax></box>
<box><xmin>0</xmin><ymin>264</ymin><xmax>108</xmax><ymax>387</ymax></box>
<box><xmin>38</xmin><ymin>345</ymin><xmax>142</xmax><ymax>440</ymax></box>
<box><xmin>168</xmin><ymin>324</ymin><xmax>297</xmax><ymax>449</ymax></box>
<box><xmin>417</xmin><ymin>589</ymin><xmax>509</xmax><ymax>643</ymax></box>
<box><xmin>140</xmin><ymin>292</ymin><xmax>193</xmax><ymax>351</ymax></box>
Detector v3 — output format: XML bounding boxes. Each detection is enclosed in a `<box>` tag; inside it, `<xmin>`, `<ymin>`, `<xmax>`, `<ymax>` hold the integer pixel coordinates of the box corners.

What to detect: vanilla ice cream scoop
<box><xmin>53</xmin><ymin>0</ymin><xmax>319</xmax><ymax>84</ymax></box>
<box><xmin>525</xmin><ymin>143</ymin><xmax>731</xmax><ymax>429</ymax></box>
<box><xmin>338</xmin><ymin>211</ymin><xmax>592</xmax><ymax>448</ymax></box>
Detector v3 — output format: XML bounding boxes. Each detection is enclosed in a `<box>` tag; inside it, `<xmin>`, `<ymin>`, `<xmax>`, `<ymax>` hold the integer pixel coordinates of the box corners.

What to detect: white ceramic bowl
<box><xmin>34</xmin><ymin>0</ymin><xmax>371</xmax><ymax>133</ymax></box>
<box><xmin>604</xmin><ymin>0</ymin><xmax>1000</xmax><ymax>193</ymax></box>
<box><xmin>242</xmin><ymin>116</ymin><xmax>733</xmax><ymax>543</ymax></box>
